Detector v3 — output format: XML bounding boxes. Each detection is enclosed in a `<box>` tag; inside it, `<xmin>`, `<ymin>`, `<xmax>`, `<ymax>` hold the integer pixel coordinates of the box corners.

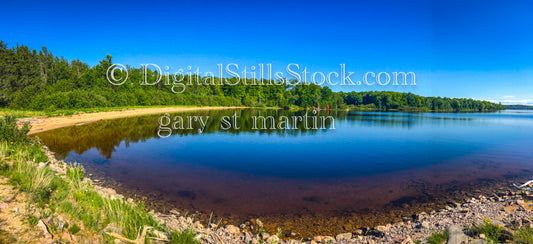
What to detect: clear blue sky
<box><xmin>1</xmin><ymin>0</ymin><xmax>531</xmax><ymax>104</ymax></box>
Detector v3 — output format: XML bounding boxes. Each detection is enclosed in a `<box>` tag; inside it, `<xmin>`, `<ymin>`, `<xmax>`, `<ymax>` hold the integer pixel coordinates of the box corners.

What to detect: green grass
<box><xmin>169</xmin><ymin>229</ymin><xmax>200</xmax><ymax>244</ymax></box>
<box><xmin>469</xmin><ymin>219</ymin><xmax>502</xmax><ymax>243</ymax></box>
<box><xmin>427</xmin><ymin>230</ymin><xmax>449</xmax><ymax>244</ymax></box>
<box><xmin>514</xmin><ymin>225</ymin><xmax>533</xmax><ymax>244</ymax></box>
<box><xmin>0</xmin><ymin>114</ymin><xmax>198</xmax><ymax>242</ymax></box>
<box><xmin>27</xmin><ymin>215</ymin><xmax>39</xmax><ymax>226</ymax></box>
<box><xmin>68</xmin><ymin>223</ymin><xmax>81</xmax><ymax>235</ymax></box>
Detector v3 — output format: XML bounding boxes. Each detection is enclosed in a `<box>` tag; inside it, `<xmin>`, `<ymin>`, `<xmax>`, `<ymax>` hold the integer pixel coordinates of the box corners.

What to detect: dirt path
<box><xmin>0</xmin><ymin>177</ymin><xmax>51</xmax><ymax>243</ymax></box>
<box><xmin>22</xmin><ymin>106</ymin><xmax>246</xmax><ymax>135</ymax></box>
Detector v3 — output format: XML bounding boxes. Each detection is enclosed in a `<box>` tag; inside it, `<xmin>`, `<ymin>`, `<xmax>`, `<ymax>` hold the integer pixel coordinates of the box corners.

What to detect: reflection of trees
<box><xmin>35</xmin><ymin>110</ymin><xmax>473</xmax><ymax>160</ymax></box>
<box><xmin>345</xmin><ymin>112</ymin><xmax>474</xmax><ymax>129</ymax></box>
<box><xmin>35</xmin><ymin>109</ymin><xmax>340</xmax><ymax>160</ymax></box>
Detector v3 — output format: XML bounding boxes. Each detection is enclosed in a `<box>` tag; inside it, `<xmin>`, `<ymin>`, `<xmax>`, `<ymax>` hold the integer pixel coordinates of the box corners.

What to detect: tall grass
<box><xmin>0</xmin><ymin>114</ymin><xmax>194</xmax><ymax>242</ymax></box>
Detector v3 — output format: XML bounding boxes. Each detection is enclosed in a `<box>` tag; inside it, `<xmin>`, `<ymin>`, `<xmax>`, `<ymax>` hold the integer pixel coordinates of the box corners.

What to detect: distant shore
<box><xmin>20</xmin><ymin>106</ymin><xmax>248</xmax><ymax>135</ymax></box>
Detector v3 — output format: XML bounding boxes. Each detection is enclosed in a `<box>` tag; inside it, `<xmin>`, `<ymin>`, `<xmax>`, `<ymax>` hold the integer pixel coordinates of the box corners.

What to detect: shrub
<box><xmin>0</xmin><ymin>114</ymin><xmax>30</xmax><ymax>144</ymax></box>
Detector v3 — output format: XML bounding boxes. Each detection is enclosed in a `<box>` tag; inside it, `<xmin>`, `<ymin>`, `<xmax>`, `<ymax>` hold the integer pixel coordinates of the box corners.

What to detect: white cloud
<box><xmin>500</xmin><ymin>99</ymin><xmax>533</xmax><ymax>105</ymax></box>
<box><xmin>471</xmin><ymin>97</ymin><xmax>533</xmax><ymax>105</ymax></box>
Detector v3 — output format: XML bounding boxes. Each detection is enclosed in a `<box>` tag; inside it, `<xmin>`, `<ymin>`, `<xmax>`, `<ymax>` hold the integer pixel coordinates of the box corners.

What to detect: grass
<box><xmin>514</xmin><ymin>225</ymin><xmax>533</xmax><ymax>244</ymax></box>
<box><xmin>169</xmin><ymin>229</ymin><xmax>200</xmax><ymax>244</ymax></box>
<box><xmin>427</xmin><ymin>230</ymin><xmax>449</xmax><ymax>244</ymax></box>
<box><xmin>68</xmin><ymin>223</ymin><xmax>81</xmax><ymax>235</ymax></box>
<box><xmin>468</xmin><ymin>218</ymin><xmax>503</xmax><ymax>243</ymax></box>
<box><xmin>27</xmin><ymin>215</ymin><xmax>39</xmax><ymax>226</ymax></box>
<box><xmin>0</xmin><ymin>114</ymin><xmax>198</xmax><ymax>242</ymax></box>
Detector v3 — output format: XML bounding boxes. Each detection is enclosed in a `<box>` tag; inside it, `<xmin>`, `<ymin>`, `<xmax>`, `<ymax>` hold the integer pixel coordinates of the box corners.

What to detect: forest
<box><xmin>0</xmin><ymin>41</ymin><xmax>505</xmax><ymax>112</ymax></box>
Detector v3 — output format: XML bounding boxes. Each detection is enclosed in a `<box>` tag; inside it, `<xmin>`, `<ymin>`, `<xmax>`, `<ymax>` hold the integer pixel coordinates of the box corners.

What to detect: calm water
<box><xmin>36</xmin><ymin>109</ymin><xmax>533</xmax><ymax>236</ymax></box>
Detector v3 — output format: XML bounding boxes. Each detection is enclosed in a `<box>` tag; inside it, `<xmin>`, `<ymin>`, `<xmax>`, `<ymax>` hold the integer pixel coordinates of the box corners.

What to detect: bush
<box><xmin>0</xmin><ymin>114</ymin><xmax>30</xmax><ymax>144</ymax></box>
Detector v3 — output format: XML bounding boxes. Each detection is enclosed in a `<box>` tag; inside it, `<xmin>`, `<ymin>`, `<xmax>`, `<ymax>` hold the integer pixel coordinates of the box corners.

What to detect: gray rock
<box><xmin>446</xmin><ymin>225</ymin><xmax>470</xmax><ymax>244</ymax></box>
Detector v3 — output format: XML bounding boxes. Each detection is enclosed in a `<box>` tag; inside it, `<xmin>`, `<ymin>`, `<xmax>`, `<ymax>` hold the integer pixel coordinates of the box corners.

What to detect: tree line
<box><xmin>0</xmin><ymin>41</ymin><xmax>505</xmax><ymax>112</ymax></box>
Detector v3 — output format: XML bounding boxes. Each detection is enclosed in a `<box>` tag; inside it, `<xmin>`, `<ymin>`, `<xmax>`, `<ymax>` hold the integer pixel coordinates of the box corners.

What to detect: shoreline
<box><xmin>21</xmin><ymin>106</ymin><xmax>248</xmax><ymax>135</ymax></box>
<box><xmin>45</xmin><ymin>142</ymin><xmax>533</xmax><ymax>243</ymax></box>
<box><xmin>81</xmin><ymin>158</ymin><xmax>530</xmax><ymax>240</ymax></box>
<box><xmin>20</xmin><ymin>106</ymin><xmax>508</xmax><ymax>135</ymax></box>
<box><xmin>2</xmin><ymin>138</ymin><xmax>530</xmax><ymax>243</ymax></box>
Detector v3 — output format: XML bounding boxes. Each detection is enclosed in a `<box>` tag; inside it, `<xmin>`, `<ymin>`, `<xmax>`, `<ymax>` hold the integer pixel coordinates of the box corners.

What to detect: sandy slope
<box><xmin>22</xmin><ymin>106</ymin><xmax>246</xmax><ymax>135</ymax></box>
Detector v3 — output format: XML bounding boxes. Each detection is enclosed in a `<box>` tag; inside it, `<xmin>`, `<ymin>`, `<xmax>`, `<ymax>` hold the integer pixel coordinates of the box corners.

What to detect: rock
<box><xmin>354</xmin><ymin>229</ymin><xmax>364</xmax><ymax>235</ymax></box>
<box><xmin>225</xmin><ymin>224</ymin><xmax>241</xmax><ymax>235</ymax></box>
<box><xmin>266</xmin><ymin>235</ymin><xmax>280</xmax><ymax>243</ymax></box>
<box><xmin>152</xmin><ymin>229</ymin><xmax>169</xmax><ymax>240</ymax></box>
<box><xmin>420</xmin><ymin>220</ymin><xmax>431</xmax><ymax>229</ymax></box>
<box><xmin>313</xmin><ymin>236</ymin><xmax>325</xmax><ymax>242</ymax></box>
<box><xmin>194</xmin><ymin>221</ymin><xmax>203</xmax><ymax>229</ymax></box>
<box><xmin>37</xmin><ymin>220</ymin><xmax>52</xmax><ymax>238</ymax></box>
<box><xmin>375</xmin><ymin>225</ymin><xmax>388</xmax><ymax>233</ymax></box>
<box><xmin>336</xmin><ymin>232</ymin><xmax>352</xmax><ymax>241</ymax></box>
<box><xmin>105</xmin><ymin>224</ymin><xmax>123</xmax><ymax>233</ymax></box>
<box><xmin>262</xmin><ymin>233</ymin><xmax>270</xmax><ymax>240</ymax></box>
<box><xmin>55</xmin><ymin>216</ymin><xmax>65</xmax><ymax>231</ymax></box>
<box><xmin>13</xmin><ymin>207</ymin><xmax>19</xmax><ymax>214</ymax></box>
<box><xmin>244</xmin><ymin>232</ymin><xmax>253</xmax><ymax>243</ymax></box>
<box><xmin>323</xmin><ymin>236</ymin><xmax>336</xmax><ymax>243</ymax></box>
<box><xmin>447</xmin><ymin>225</ymin><xmax>470</xmax><ymax>244</ymax></box>
<box><xmin>400</xmin><ymin>236</ymin><xmax>413</xmax><ymax>244</ymax></box>
<box><xmin>479</xmin><ymin>233</ymin><xmax>486</xmax><ymax>239</ymax></box>
<box><xmin>169</xmin><ymin>209</ymin><xmax>180</xmax><ymax>216</ymax></box>
<box><xmin>290</xmin><ymin>232</ymin><xmax>297</xmax><ymax>237</ymax></box>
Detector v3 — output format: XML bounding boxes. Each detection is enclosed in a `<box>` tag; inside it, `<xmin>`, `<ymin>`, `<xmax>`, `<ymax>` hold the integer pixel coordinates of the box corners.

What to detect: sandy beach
<box><xmin>22</xmin><ymin>106</ymin><xmax>247</xmax><ymax>135</ymax></box>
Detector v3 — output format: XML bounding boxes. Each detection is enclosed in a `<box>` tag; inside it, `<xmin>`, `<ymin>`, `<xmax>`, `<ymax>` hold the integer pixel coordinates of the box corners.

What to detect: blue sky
<box><xmin>1</xmin><ymin>0</ymin><xmax>531</xmax><ymax>104</ymax></box>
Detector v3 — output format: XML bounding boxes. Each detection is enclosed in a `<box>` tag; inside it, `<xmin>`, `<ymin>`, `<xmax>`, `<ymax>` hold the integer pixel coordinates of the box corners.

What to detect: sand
<box><xmin>22</xmin><ymin>106</ymin><xmax>246</xmax><ymax>135</ymax></box>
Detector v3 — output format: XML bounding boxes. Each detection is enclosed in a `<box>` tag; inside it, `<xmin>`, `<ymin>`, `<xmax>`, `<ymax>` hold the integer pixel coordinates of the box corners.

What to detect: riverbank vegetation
<box><xmin>0</xmin><ymin>114</ymin><xmax>199</xmax><ymax>243</ymax></box>
<box><xmin>0</xmin><ymin>41</ymin><xmax>504</xmax><ymax>113</ymax></box>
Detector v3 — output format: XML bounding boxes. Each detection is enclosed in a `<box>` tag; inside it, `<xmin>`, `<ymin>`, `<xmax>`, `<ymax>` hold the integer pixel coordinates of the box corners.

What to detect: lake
<box><xmin>35</xmin><ymin>109</ymin><xmax>533</xmax><ymax>237</ymax></box>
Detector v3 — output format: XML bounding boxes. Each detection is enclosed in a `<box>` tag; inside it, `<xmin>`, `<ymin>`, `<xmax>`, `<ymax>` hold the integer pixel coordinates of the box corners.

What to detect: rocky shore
<box><xmin>151</xmin><ymin>188</ymin><xmax>533</xmax><ymax>244</ymax></box>
<box><xmin>38</xmin><ymin>147</ymin><xmax>533</xmax><ymax>243</ymax></box>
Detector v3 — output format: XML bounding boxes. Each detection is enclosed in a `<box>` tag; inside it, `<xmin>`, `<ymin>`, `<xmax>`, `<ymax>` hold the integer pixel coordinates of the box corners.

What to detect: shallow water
<box><xmin>35</xmin><ymin>109</ymin><xmax>533</xmax><ymax>237</ymax></box>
